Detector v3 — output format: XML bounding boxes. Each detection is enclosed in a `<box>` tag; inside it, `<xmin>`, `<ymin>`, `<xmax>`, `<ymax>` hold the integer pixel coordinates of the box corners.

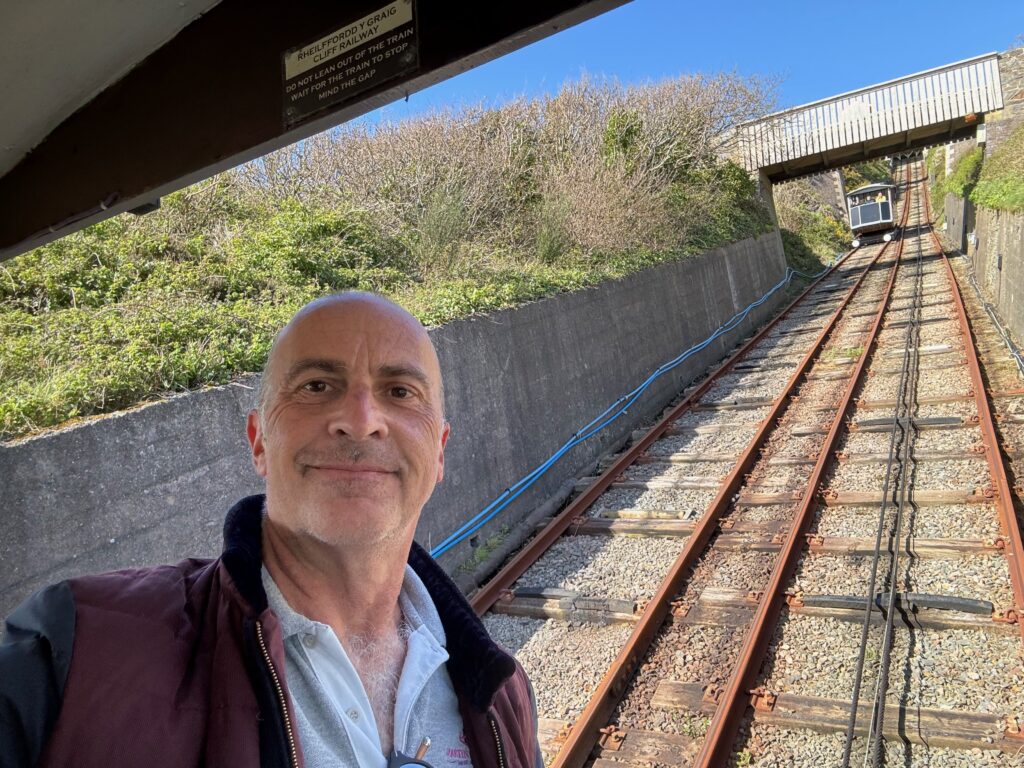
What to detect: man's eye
<box><xmin>302</xmin><ymin>380</ymin><xmax>328</xmax><ymax>393</ymax></box>
<box><xmin>390</xmin><ymin>386</ymin><xmax>413</xmax><ymax>399</ymax></box>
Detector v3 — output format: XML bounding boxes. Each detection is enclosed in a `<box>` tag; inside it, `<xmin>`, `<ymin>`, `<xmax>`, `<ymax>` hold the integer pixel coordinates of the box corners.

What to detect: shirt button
<box><xmin>346</xmin><ymin>708</ymin><xmax>360</xmax><ymax>721</ymax></box>
<box><xmin>302</xmin><ymin>633</ymin><xmax>317</xmax><ymax>649</ymax></box>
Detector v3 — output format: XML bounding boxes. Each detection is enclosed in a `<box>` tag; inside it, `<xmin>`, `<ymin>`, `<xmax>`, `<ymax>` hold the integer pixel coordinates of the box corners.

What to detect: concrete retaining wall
<box><xmin>1</xmin><ymin>230</ymin><xmax>788</xmax><ymax>622</ymax></box>
<box><xmin>967</xmin><ymin>205</ymin><xmax>1024</xmax><ymax>341</ymax></box>
<box><xmin>944</xmin><ymin>193</ymin><xmax>968</xmax><ymax>254</ymax></box>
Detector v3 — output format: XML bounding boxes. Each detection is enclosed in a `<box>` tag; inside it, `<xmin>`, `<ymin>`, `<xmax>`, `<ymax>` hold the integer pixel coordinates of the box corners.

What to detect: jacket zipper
<box><xmin>256</xmin><ymin>620</ymin><xmax>299</xmax><ymax>768</ymax></box>
<box><xmin>488</xmin><ymin>713</ymin><xmax>508</xmax><ymax>768</ymax></box>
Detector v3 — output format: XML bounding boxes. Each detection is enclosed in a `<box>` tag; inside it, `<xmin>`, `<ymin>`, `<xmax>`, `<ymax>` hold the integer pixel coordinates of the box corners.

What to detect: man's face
<box><xmin>247</xmin><ymin>296</ymin><xmax>449</xmax><ymax>550</ymax></box>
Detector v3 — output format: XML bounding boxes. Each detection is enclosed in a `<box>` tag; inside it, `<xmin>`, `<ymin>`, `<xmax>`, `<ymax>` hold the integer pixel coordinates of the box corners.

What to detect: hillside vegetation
<box><xmin>1</xmin><ymin>74</ymin><xmax>776</xmax><ymax>439</ymax></box>
<box><xmin>775</xmin><ymin>171</ymin><xmax>858</xmax><ymax>278</ymax></box>
<box><xmin>927</xmin><ymin>127</ymin><xmax>1024</xmax><ymax>215</ymax></box>
<box><xmin>972</xmin><ymin>124</ymin><xmax>1024</xmax><ymax>212</ymax></box>
<box><xmin>842</xmin><ymin>159</ymin><xmax>891</xmax><ymax>192</ymax></box>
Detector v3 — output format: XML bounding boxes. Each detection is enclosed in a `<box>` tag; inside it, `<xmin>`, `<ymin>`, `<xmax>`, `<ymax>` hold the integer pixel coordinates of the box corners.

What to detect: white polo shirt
<box><xmin>262</xmin><ymin>565</ymin><xmax>473</xmax><ymax>767</ymax></box>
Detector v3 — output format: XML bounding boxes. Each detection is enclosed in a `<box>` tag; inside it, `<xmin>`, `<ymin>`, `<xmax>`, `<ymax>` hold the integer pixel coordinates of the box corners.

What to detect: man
<box><xmin>0</xmin><ymin>292</ymin><xmax>541</xmax><ymax>768</ymax></box>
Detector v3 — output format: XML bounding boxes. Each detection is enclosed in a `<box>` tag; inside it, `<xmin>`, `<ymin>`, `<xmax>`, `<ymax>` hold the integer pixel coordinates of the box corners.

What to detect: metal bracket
<box><xmin>553</xmin><ymin>723</ymin><xmax>573</xmax><ymax>744</ymax></box>
<box><xmin>720</xmin><ymin>519</ymin><xmax>736</xmax><ymax>530</ymax></box>
<box><xmin>498</xmin><ymin>589</ymin><xmax>514</xmax><ymax>602</ymax></box>
<box><xmin>746</xmin><ymin>591</ymin><xmax>763</xmax><ymax>603</ymax></box>
<box><xmin>670</xmin><ymin>600</ymin><xmax>691</xmax><ymax>618</ymax></box>
<box><xmin>597</xmin><ymin>726</ymin><xmax>626</xmax><ymax>751</ymax></box>
<box><xmin>785</xmin><ymin>592</ymin><xmax>805</xmax><ymax>608</ymax></box>
<box><xmin>993</xmin><ymin>608</ymin><xmax>1019</xmax><ymax>624</ymax></box>
<box><xmin>969</xmin><ymin>441</ymin><xmax>987</xmax><ymax>454</ymax></box>
<box><xmin>703</xmin><ymin>685</ymin><xmax>723</xmax><ymax>705</ymax></box>
<box><xmin>1004</xmin><ymin>715</ymin><xmax>1024</xmax><ymax>740</ymax></box>
<box><xmin>805</xmin><ymin>533</ymin><xmax>825</xmax><ymax>547</ymax></box>
<box><xmin>821</xmin><ymin>489</ymin><xmax>839</xmax><ymax>502</ymax></box>
<box><xmin>750</xmin><ymin>687</ymin><xmax>778</xmax><ymax>711</ymax></box>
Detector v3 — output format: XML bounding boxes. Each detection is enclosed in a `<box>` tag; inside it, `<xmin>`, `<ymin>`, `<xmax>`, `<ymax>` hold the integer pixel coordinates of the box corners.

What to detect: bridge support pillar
<box><xmin>757</xmin><ymin>168</ymin><xmax>778</xmax><ymax>227</ymax></box>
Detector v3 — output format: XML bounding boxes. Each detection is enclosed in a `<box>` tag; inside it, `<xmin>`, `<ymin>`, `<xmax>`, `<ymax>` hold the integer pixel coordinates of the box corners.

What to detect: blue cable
<box><xmin>430</xmin><ymin>253</ymin><xmax>844</xmax><ymax>558</ymax></box>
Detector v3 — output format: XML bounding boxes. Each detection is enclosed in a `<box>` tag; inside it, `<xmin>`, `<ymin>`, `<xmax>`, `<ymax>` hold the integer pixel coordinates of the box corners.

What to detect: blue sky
<box><xmin>368</xmin><ymin>0</ymin><xmax>1024</xmax><ymax>123</ymax></box>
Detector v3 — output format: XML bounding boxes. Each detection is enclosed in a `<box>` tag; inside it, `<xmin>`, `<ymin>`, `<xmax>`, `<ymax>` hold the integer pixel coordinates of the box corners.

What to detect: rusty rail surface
<box><xmin>544</xmin><ymin>164</ymin><xmax>914</xmax><ymax>768</ymax></box>
<box><xmin>469</xmin><ymin>247</ymin><xmax>862</xmax><ymax>615</ymax></box>
<box><xmin>693</xmin><ymin>161</ymin><xmax>917</xmax><ymax>768</ymax></box>
<box><xmin>925</xmin><ymin>184</ymin><xmax>1024</xmax><ymax>634</ymax></box>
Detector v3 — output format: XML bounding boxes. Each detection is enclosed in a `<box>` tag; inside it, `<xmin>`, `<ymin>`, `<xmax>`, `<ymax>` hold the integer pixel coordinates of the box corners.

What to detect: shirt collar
<box><xmin>260</xmin><ymin>563</ymin><xmax>448</xmax><ymax>650</ymax></box>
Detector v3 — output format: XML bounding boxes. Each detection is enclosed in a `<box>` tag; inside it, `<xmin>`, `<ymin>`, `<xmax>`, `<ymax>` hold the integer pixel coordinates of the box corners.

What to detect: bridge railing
<box><xmin>741</xmin><ymin>53</ymin><xmax>1003</xmax><ymax>171</ymax></box>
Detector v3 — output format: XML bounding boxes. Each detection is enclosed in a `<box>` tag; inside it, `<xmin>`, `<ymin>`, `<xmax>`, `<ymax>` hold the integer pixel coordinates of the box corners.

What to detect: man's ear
<box><xmin>247</xmin><ymin>410</ymin><xmax>268</xmax><ymax>478</ymax></box>
<box><xmin>436</xmin><ymin>421</ymin><xmax>450</xmax><ymax>483</ymax></box>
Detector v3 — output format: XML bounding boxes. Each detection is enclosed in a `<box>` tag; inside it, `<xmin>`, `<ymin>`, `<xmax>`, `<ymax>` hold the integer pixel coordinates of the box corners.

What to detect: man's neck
<box><xmin>261</xmin><ymin>517</ymin><xmax>409</xmax><ymax>640</ymax></box>
<box><xmin>262</xmin><ymin>517</ymin><xmax>413</xmax><ymax>753</ymax></box>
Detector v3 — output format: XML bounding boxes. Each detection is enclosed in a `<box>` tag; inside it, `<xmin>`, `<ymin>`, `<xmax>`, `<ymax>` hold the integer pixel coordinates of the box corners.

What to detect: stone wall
<box><xmin>937</xmin><ymin>47</ymin><xmax>1024</xmax><ymax>348</ymax></box>
<box><xmin>987</xmin><ymin>47</ymin><xmax>1024</xmax><ymax>155</ymax></box>
<box><xmin>1</xmin><ymin>231</ymin><xmax>790</xmax><ymax>622</ymax></box>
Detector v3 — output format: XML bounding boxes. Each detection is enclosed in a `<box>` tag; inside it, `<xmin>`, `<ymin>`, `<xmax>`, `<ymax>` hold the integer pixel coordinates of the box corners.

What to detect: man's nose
<box><xmin>327</xmin><ymin>386</ymin><xmax>387</xmax><ymax>439</ymax></box>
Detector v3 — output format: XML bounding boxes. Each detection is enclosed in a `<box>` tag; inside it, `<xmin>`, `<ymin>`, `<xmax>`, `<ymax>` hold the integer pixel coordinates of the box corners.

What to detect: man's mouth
<box><xmin>305</xmin><ymin>463</ymin><xmax>396</xmax><ymax>478</ymax></box>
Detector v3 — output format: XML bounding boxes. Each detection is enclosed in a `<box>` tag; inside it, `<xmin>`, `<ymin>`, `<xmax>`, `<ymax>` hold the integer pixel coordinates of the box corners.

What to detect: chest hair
<box><xmin>344</xmin><ymin>622</ymin><xmax>411</xmax><ymax>754</ymax></box>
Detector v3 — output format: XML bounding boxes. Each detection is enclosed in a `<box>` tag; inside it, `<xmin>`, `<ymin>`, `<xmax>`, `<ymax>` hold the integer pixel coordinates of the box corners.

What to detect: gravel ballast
<box><xmin>513</xmin><ymin>534</ymin><xmax>685</xmax><ymax>601</ymax></box>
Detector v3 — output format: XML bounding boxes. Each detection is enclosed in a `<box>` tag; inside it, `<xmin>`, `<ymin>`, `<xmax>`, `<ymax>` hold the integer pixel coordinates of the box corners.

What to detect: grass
<box><xmin>925</xmin><ymin>146</ymin><xmax>946</xmax><ymax>227</ymax></box>
<box><xmin>944</xmin><ymin>146</ymin><xmax>983</xmax><ymax>199</ymax></box>
<box><xmin>972</xmin><ymin>123</ymin><xmax>1024</xmax><ymax>212</ymax></box>
<box><xmin>0</xmin><ymin>73</ymin><xmax>777</xmax><ymax>440</ymax></box>
<box><xmin>823</xmin><ymin>345</ymin><xmax>863</xmax><ymax>361</ymax></box>
<box><xmin>456</xmin><ymin>526</ymin><xmax>510</xmax><ymax>574</ymax></box>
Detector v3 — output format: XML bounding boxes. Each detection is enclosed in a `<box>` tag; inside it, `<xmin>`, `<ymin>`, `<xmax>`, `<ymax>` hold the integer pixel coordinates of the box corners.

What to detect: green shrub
<box><xmin>843</xmin><ymin>159</ymin><xmax>891</xmax><ymax>192</ymax></box>
<box><xmin>944</xmin><ymin>146</ymin><xmax>983</xmax><ymax>199</ymax></box>
<box><xmin>925</xmin><ymin>146</ymin><xmax>947</xmax><ymax>224</ymax></box>
<box><xmin>972</xmin><ymin>124</ymin><xmax>1024</xmax><ymax>212</ymax></box>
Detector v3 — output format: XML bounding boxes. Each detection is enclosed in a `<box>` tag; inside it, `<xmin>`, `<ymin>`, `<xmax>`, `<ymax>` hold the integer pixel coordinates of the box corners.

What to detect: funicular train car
<box><xmin>846</xmin><ymin>183</ymin><xmax>897</xmax><ymax>247</ymax></box>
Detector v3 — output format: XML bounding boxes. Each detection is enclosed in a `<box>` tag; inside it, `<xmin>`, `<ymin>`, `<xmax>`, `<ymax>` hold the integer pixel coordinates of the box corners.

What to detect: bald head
<box><xmin>257</xmin><ymin>292</ymin><xmax>444</xmax><ymax>422</ymax></box>
<box><xmin>247</xmin><ymin>290</ymin><xmax>451</xmax><ymax>551</ymax></box>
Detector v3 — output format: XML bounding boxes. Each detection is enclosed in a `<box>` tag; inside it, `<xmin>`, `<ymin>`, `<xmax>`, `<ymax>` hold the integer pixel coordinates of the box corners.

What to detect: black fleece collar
<box><xmin>221</xmin><ymin>494</ymin><xmax>517</xmax><ymax>711</ymax></box>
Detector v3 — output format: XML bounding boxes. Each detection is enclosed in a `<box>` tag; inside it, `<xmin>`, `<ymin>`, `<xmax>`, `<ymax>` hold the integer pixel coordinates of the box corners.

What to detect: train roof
<box><xmin>847</xmin><ymin>183</ymin><xmax>896</xmax><ymax>197</ymax></box>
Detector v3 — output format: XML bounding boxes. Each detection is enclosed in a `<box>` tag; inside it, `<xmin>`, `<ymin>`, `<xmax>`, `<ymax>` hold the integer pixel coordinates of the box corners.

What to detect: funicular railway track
<box><xmin>469</xmin><ymin>159</ymin><xmax>1024</xmax><ymax>766</ymax></box>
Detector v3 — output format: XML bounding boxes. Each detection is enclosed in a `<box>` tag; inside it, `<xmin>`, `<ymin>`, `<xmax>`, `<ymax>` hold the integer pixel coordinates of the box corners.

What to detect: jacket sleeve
<box><xmin>526</xmin><ymin>673</ymin><xmax>543</xmax><ymax>768</ymax></box>
<box><xmin>0</xmin><ymin>582</ymin><xmax>76</xmax><ymax>768</ymax></box>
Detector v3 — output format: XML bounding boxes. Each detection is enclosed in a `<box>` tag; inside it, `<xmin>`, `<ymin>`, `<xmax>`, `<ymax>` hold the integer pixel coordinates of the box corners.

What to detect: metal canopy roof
<box><xmin>0</xmin><ymin>0</ymin><xmax>626</xmax><ymax>263</ymax></box>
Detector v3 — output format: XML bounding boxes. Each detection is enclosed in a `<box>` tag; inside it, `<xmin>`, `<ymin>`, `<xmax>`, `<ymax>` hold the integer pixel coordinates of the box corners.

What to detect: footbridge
<box><xmin>741</xmin><ymin>53</ymin><xmax>1004</xmax><ymax>182</ymax></box>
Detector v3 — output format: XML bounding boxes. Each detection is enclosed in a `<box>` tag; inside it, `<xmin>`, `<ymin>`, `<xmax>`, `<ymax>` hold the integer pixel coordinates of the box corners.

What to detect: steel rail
<box><xmin>694</xmin><ymin>162</ymin><xmax>918</xmax><ymax>767</ymax></box>
<box><xmin>469</xmin><ymin>246</ymin><xmax>865</xmax><ymax>616</ymax></box>
<box><xmin>544</xmin><ymin>193</ymin><xmax>905</xmax><ymax>768</ymax></box>
<box><xmin>925</xmin><ymin>183</ymin><xmax>1024</xmax><ymax>636</ymax></box>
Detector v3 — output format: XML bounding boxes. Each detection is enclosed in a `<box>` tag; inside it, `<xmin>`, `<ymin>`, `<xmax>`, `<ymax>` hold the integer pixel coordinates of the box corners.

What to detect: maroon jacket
<box><xmin>0</xmin><ymin>495</ymin><xmax>540</xmax><ymax>768</ymax></box>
